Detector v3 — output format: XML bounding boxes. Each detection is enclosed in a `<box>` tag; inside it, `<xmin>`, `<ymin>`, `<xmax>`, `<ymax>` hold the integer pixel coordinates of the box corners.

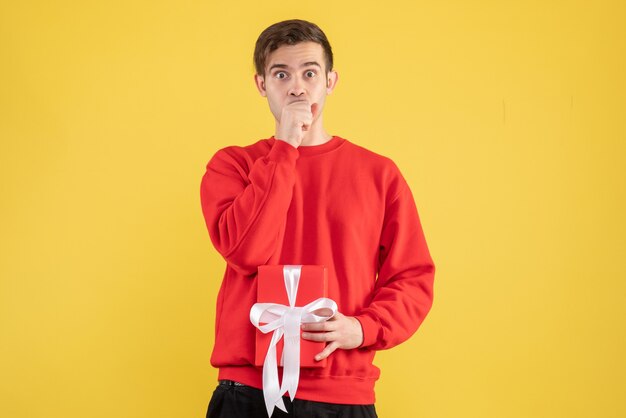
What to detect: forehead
<box><xmin>266</xmin><ymin>41</ymin><xmax>325</xmax><ymax>70</ymax></box>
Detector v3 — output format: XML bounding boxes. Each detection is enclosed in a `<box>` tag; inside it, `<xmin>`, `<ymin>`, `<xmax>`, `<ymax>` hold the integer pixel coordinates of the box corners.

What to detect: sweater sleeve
<box><xmin>199</xmin><ymin>139</ymin><xmax>299</xmax><ymax>276</ymax></box>
<box><xmin>354</xmin><ymin>177</ymin><xmax>435</xmax><ymax>350</ymax></box>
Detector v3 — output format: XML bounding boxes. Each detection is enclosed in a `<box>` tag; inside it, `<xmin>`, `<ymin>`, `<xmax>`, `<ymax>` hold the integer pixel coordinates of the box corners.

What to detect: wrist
<box><xmin>274</xmin><ymin>134</ymin><xmax>299</xmax><ymax>149</ymax></box>
<box><xmin>350</xmin><ymin>316</ymin><xmax>364</xmax><ymax>348</ymax></box>
<box><xmin>353</xmin><ymin>314</ymin><xmax>380</xmax><ymax>348</ymax></box>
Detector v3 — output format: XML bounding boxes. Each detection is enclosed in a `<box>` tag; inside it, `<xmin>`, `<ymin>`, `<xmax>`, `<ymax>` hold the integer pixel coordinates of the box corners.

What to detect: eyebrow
<box><xmin>268</xmin><ymin>61</ymin><xmax>322</xmax><ymax>72</ymax></box>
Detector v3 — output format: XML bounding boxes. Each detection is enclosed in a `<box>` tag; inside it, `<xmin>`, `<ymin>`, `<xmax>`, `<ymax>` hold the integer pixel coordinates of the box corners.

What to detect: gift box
<box><xmin>254</xmin><ymin>265</ymin><xmax>329</xmax><ymax>368</ymax></box>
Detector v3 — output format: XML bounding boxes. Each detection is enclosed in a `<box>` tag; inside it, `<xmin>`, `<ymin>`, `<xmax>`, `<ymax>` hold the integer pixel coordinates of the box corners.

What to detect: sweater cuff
<box><xmin>267</xmin><ymin>139</ymin><xmax>299</xmax><ymax>163</ymax></box>
<box><xmin>354</xmin><ymin>314</ymin><xmax>381</xmax><ymax>348</ymax></box>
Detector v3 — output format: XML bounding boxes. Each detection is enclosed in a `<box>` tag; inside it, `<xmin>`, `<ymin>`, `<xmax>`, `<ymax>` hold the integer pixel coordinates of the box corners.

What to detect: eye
<box><xmin>306</xmin><ymin>70</ymin><xmax>316</xmax><ymax>78</ymax></box>
<box><xmin>275</xmin><ymin>71</ymin><xmax>287</xmax><ymax>79</ymax></box>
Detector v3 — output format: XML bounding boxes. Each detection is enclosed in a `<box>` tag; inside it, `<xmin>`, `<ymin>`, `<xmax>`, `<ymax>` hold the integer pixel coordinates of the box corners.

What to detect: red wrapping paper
<box><xmin>254</xmin><ymin>265</ymin><xmax>329</xmax><ymax>368</ymax></box>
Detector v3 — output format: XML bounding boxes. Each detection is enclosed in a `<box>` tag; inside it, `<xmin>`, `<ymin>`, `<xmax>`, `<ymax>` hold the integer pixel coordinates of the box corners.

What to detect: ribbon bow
<box><xmin>250</xmin><ymin>265</ymin><xmax>337</xmax><ymax>417</ymax></box>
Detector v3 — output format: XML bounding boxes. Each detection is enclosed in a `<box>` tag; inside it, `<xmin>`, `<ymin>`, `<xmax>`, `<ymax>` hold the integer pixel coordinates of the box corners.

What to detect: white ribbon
<box><xmin>250</xmin><ymin>265</ymin><xmax>337</xmax><ymax>417</ymax></box>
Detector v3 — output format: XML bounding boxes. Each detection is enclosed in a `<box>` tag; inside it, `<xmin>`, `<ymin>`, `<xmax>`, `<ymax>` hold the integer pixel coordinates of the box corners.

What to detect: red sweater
<box><xmin>199</xmin><ymin>135</ymin><xmax>435</xmax><ymax>404</ymax></box>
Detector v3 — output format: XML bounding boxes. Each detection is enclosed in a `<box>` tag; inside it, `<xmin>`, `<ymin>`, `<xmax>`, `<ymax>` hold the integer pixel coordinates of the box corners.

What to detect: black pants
<box><xmin>206</xmin><ymin>380</ymin><xmax>378</xmax><ymax>418</ymax></box>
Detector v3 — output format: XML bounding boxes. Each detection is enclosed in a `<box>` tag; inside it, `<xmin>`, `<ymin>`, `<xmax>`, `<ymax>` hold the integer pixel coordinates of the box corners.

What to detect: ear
<box><xmin>326</xmin><ymin>70</ymin><xmax>338</xmax><ymax>95</ymax></box>
<box><xmin>254</xmin><ymin>73</ymin><xmax>267</xmax><ymax>97</ymax></box>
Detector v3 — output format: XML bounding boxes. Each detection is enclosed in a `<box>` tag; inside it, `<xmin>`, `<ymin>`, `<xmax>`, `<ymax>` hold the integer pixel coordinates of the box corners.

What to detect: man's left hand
<box><xmin>301</xmin><ymin>312</ymin><xmax>364</xmax><ymax>361</ymax></box>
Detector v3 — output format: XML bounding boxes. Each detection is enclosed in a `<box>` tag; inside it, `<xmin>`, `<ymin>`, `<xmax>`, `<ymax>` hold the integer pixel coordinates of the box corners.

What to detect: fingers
<box><xmin>287</xmin><ymin>100</ymin><xmax>312</xmax><ymax>113</ymax></box>
<box><xmin>315</xmin><ymin>341</ymin><xmax>339</xmax><ymax>361</ymax></box>
<box><xmin>301</xmin><ymin>320</ymin><xmax>337</xmax><ymax>332</ymax></box>
<box><xmin>288</xmin><ymin>101</ymin><xmax>316</xmax><ymax>122</ymax></box>
<box><xmin>278</xmin><ymin>100</ymin><xmax>315</xmax><ymax>142</ymax></box>
<box><xmin>301</xmin><ymin>330</ymin><xmax>338</xmax><ymax>342</ymax></box>
<box><xmin>301</xmin><ymin>312</ymin><xmax>354</xmax><ymax>361</ymax></box>
<box><xmin>311</xmin><ymin>307</ymin><xmax>334</xmax><ymax>317</ymax></box>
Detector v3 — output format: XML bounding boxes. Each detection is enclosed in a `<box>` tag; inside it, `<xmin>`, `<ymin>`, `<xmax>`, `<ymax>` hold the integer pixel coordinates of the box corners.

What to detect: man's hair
<box><xmin>253</xmin><ymin>19</ymin><xmax>334</xmax><ymax>78</ymax></box>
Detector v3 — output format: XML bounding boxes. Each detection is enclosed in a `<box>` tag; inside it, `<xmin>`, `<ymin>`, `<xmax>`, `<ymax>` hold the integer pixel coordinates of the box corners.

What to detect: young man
<box><xmin>200</xmin><ymin>19</ymin><xmax>435</xmax><ymax>418</ymax></box>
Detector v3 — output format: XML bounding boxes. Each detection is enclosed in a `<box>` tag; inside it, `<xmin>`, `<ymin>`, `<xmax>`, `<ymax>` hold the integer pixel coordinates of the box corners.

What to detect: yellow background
<box><xmin>1</xmin><ymin>1</ymin><xmax>624</xmax><ymax>417</ymax></box>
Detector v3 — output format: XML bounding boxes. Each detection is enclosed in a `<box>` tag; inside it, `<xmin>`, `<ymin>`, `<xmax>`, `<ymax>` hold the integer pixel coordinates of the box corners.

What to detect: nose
<box><xmin>288</xmin><ymin>76</ymin><xmax>306</xmax><ymax>98</ymax></box>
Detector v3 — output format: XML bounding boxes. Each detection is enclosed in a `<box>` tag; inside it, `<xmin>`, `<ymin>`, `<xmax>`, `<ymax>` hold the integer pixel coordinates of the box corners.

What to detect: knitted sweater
<box><xmin>199</xmin><ymin>135</ymin><xmax>435</xmax><ymax>404</ymax></box>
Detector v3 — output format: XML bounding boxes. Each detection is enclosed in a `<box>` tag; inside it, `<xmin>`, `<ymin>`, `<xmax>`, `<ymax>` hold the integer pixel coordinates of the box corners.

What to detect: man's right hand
<box><xmin>275</xmin><ymin>100</ymin><xmax>319</xmax><ymax>148</ymax></box>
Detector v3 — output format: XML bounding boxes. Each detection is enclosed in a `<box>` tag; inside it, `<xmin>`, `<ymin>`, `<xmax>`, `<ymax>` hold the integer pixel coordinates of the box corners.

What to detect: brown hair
<box><xmin>253</xmin><ymin>19</ymin><xmax>334</xmax><ymax>77</ymax></box>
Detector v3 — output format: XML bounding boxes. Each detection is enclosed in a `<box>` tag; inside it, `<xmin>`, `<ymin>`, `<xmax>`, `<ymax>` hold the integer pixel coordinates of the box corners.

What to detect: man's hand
<box><xmin>275</xmin><ymin>100</ymin><xmax>319</xmax><ymax>147</ymax></box>
<box><xmin>301</xmin><ymin>311</ymin><xmax>364</xmax><ymax>361</ymax></box>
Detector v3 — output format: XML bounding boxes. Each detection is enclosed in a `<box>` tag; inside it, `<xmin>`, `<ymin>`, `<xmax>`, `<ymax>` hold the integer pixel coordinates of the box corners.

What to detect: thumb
<box><xmin>310</xmin><ymin>102</ymin><xmax>319</xmax><ymax>119</ymax></box>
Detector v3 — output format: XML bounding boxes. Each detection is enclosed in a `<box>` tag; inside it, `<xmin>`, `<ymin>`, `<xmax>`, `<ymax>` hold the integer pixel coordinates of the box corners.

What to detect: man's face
<box><xmin>254</xmin><ymin>41</ymin><xmax>338</xmax><ymax>124</ymax></box>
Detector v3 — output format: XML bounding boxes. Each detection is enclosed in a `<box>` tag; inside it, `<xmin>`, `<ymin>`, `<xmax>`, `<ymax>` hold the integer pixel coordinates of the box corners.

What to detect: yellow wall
<box><xmin>1</xmin><ymin>1</ymin><xmax>624</xmax><ymax>417</ymax></box>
